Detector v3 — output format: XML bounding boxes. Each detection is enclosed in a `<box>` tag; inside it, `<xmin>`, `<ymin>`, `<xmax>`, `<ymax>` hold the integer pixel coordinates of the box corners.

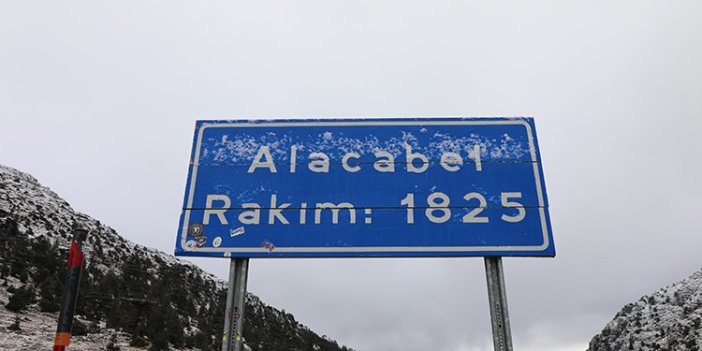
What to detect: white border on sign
<box><xmin>179</xmin><ymin>120</ymin><xmax>550</xmax><ymax>254</ymax></box>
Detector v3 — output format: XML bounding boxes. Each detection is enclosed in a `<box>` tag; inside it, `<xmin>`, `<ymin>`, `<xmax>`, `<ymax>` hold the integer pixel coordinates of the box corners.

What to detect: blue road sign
<box><xmin>175</xmin><ymin>118</ymin><xmax>554</xmax><ymax>258</ymax></box>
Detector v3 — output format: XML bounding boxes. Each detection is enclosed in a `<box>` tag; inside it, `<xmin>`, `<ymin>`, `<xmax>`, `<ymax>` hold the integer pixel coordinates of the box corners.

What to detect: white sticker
<box><xmin>230</xmin><ymin>226</ymin><xmax>245</xmax><ymax>237</ymax></box>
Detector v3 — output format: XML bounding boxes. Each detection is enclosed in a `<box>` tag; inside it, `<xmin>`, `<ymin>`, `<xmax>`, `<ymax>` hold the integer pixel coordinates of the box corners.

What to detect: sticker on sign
<box><xmin>174</xmin><ymin>118</ymin><xmax>554</xmax><ymax>258</ymax></box>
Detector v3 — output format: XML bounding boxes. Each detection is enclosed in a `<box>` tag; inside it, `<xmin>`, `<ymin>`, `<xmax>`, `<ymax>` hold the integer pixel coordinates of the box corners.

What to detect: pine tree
<box><xmin>6</xmin><ymin>284</ymin><xmax>35</xmax><ymax>312</ymax></box>
<box><xmin>38</xmin><ymin>273</ymin><xmax>61</xmax><ymax>312</ymax></box>
<box><xmin>149</xmin><ymin>331</ymin><xmax>170</xmax><ymax>351</ymax></box>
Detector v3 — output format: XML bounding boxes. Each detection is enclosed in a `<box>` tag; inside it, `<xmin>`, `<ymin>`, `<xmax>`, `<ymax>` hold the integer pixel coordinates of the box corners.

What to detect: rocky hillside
<box><xmin>0</xmin><ymin>164</ymin><xmax>353</xmax><ymax>351</ymax></box>
<box><xmin>587</xmin><ymin>269</ymin><xmax>702</xmax><ymax>351</ymax></box>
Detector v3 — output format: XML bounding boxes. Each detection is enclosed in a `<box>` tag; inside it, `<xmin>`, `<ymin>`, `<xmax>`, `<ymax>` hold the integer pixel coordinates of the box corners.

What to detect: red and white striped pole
<box><xmin>53</xmin><ymin>228</ymin><xmax>88</xmax><ymax>351</ymax></box>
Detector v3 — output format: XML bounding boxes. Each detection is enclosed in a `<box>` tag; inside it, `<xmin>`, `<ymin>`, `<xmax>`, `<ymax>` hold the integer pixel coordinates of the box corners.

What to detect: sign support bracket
<box><xmin>484</xmin><ymin>256</ymin><xmax>514</xmax><ymax>351</ymax></box>
<box><xmin>222</xmin><ymin>257</ymin><xmax>249</xmax><ymax>351</ymax></box>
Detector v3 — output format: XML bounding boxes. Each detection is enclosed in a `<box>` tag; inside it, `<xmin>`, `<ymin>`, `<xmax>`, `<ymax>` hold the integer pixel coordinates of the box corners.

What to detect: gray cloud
<box><xmin>2</xmin><ymin>1</ymin><xmax>701</xmax><ymax>350</ymax></box>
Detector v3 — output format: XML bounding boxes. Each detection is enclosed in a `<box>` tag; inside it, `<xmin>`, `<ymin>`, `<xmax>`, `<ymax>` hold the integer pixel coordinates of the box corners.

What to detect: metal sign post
<box><xmin>222</xmin><ymin>258</ymin><xmax>249</xmax><ymax>351</ymax></box>
<box><xmin>484</xmin><ymin>256</ymin><xmax>513</xmax><ymax>351</ymax></box>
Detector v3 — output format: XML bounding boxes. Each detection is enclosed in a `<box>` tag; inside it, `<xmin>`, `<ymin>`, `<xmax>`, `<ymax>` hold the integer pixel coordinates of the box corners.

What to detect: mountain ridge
<box><xmin>587</xmin><ymin>267</ymin><xmax>702</xmax><ymax>351</ymax></box>
<box><xmin>0</xmin><ymin>164</ymin><xmax>353</xmax><ymax>351</ymax></box>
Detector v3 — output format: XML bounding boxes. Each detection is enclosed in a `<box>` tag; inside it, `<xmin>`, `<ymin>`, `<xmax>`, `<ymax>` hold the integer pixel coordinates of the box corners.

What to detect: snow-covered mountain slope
<box><xmin>0</xmin><ymin>163</ymin><xmax>198</xmax><ymax>280</ymax></box>
<box><xmin>0</xmin><ymin>164</ymin><xmax>353</xmax><ymax>351</ymax></box>
<box><xmin>587</xmin><ymin>269</ymin><xmax>702</xmax><ymax>351</ymax></box>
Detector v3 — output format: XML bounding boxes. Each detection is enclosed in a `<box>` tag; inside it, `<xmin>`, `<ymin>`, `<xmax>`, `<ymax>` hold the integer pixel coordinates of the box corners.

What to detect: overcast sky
<box><xmin>2</xmin><ymin>1</ymin><xmax>702</xmax><ymax>350</ymax></box>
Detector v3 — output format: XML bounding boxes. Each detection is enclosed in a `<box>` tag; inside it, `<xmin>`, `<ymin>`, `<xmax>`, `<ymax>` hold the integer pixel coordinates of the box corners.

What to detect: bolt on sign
<box><xmin>175</xmin><ymin>118</ymin><xmax>554</xmax><ymax>258</ymax></box>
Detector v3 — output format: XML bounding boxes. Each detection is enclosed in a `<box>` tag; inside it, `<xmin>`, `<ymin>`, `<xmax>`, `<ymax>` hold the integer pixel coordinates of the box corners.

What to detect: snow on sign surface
<box><xmin>175</xmin><ymin>118</ymin><xmax>555</xmax><ymax>258</ymax></box>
